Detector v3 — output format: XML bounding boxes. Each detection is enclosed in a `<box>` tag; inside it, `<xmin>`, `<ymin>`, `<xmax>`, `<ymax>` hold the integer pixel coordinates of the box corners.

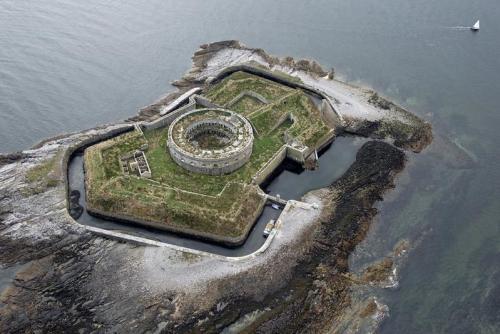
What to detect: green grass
<box><xmin>84</xmin><ymin>70</ymin><xmax>330</xmax><ymax>240</ymax></box>
<box><xmin>101</xmin><ymin>131</ymin><xmax>146</xmax><ymax>178</ymax></box>
<box><xmin>24</xmin><ymin>151</ymin><xmax>62</xmax><ymax>195</ymax></box>
<box><xmin>26</xmin><ymin>154</ymin><xmax>59</xmax><ymax>184</ymax></box>
<box><xmin>143</xmin><ymin>125</ymin><xmax>286</xmax><ymax>196</ymax></box>
<box><xmin>204</xmin><ymin>72</ymin><xmax>292</xmax><ymax>106</ymax></box>
<box><xmin>280</xmin><ymin>93</ymin><xmax>330</xmax><ymax>146</ymax></box>
<box><xmin>231</xmin><ymin>95</ymin><xmax>265</xmax><ymax>115</ymax></box>
<box><xmin>84</xmin><ymin>125</ymin><xmax>278</xmax><ymax>238</ymax></box>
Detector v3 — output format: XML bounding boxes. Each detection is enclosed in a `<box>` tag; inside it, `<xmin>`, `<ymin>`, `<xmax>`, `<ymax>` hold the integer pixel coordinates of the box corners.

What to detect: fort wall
<box><xmin>225</xmin><ymin>90</ymin><xmax>269</xmax><ymax>108</ymax></box>
<box><xmin>252</xmin><ymin>146</ymin><xmax>287</xmax><ymax>185</ymax></box>
<box><xmin>320</xmin><ymin>98</ymin><xmax>342</xmax><ymax>128</ymax></box>
<box><xmin>143</xmin><ymin>98</ymin><xmax>197</xmax><ymax>131</ymax></box>
<box><xmin>167</xmin><ymin>108</ymin><xmax>254</xmax><ymax>175</ymax></box>
<box><xmin>142</xmin><ymin>94</ymin><xmax>223</xmax><ymax>131</ymax></box>
<box><xmin>85</xmin><ymin>193</ymin><xmax>266</xmax><ymax>247</ymax></box>
<box><xmin>286</xmin><ymin>145</ymin><xmax>308</xmax><ymax>164</ymax></box>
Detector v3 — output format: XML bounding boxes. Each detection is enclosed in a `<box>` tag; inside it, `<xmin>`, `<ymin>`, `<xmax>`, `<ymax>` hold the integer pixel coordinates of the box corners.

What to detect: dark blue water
<box><xmin>1</xmin><ymin>1</ymin><xmax>499</xmax><ymax>332</ymax></box>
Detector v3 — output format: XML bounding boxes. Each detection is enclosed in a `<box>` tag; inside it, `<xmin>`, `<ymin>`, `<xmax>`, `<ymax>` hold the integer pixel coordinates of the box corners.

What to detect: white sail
<box><xmin>472</xmin><ymin>20</ymin><xmax>480</xmax><ymax>30</ymax></box>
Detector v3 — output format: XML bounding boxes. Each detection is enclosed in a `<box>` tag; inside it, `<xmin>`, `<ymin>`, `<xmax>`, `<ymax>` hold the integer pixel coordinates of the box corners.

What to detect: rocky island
<box><xmin>0</xmin><ymin>41</ymin><xmax>432</xmax><ymax>333</ymax></box>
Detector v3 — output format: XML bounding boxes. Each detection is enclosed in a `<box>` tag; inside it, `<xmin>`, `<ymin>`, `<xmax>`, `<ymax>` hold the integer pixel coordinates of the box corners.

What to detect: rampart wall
<box><xmin>170</xmin><ymin>140</ymin><xmax>252</xmax><ymax>175</ymax></box>
<box><xmin>142</xmin><ymin>99</ymin><xmax>196</xmax><ymax>131</ymax></box>
<box><xmin>306</xmin><ymin>129</ymin><xmax>336</xmax><ymax>155</ymax></box>
<box><xmin>252</xmin><ymin>146</ymin><xmax>287</xmax><ymax>185</ymax></box>
<box><xmin>286</xmin><ymin>145</ymin><xmax>308</xmax><ymax>163</ymax></box>
<box><xmin>320</xmin><ymin>98</ymin><xmax>342</xmax><ymax>128</ymax></box>
<box><xmin>85</xmin><ymin>189</ymin><xmax>266</xmax><ymax>247</ymax></box>
<box><xmin>226</xmin><ymin>90</ymin><xmax>269</xmax><ymax>108</ymax></box>
<box><xmin>142</xmin><ymin>94</ymin><xmax>223</xmax><ymax>131</ymax></box>
<box><xmin>167</xmin><ymin>109</ymin><xmax>254</xmax><ymax>176</ymax></box>
<box><xmin>194</xmin><ymin>95</ymin><xmax>220</xmax><ymax>109</ymax></box>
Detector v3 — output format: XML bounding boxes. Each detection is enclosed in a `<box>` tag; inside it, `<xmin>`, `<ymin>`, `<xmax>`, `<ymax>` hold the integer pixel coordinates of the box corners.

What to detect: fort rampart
<box><xmin>167</xmin><ymin>108</ymin><xmax>254</xmax><ymax>175</ymax></box>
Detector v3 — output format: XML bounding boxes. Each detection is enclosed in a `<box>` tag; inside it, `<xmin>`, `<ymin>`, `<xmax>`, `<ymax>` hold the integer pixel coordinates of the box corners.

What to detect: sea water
<box><xmin>1</xmin><ymin>1</ymin><xmax>499</xmax><ymax>332</ymax></box>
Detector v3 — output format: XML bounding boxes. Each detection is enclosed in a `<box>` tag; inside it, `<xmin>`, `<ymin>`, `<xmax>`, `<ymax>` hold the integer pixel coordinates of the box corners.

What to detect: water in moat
<box><xmin>67</xmin><ymin>136</ymin><xmax>366</xmax><ymax>257</ymax></box>
<box><xmin>1</xmin><ymin>0</ymin><xmax>500</xmax><ymax>332</ymax></box>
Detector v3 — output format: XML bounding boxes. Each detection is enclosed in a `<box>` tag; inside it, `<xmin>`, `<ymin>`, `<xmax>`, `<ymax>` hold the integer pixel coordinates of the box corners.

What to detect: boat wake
<box><xmin>446</xmin><ymin>20</ymin><xmax>479</xmax><ymax>31</ymax></box>
<box><xmin>446</xmin><ymin>26</ymin><xmax>472</xmax><ymax>30</ymax></box>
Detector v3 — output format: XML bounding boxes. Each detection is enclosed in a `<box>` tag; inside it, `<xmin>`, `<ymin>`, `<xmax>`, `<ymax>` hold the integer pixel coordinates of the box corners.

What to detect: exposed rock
<box><xmin>368</xmin><ymin>92</ymin><xmax>391</xmax><ymax>110</ymax></box>
<box><xmin>174</xmin><ymin>141</ymin><xmax>407</xmax><ymax>333</ymax></box>
<box><xmin>360</xmin><ymin>299</ymin><xmax>378</xmax><ymax>318</ymax></box>
<box><xmin>343</xmin><ymin>117</ymin><xmax>433</xmax><ymax>153</ymax></box>
<box><xmin>0</xmin><ymin>42</ymin><xmax>432</xmax><ymax>333</ymax></box>
<box><xmin>359</xmin><ymin>258</ymin><xmax>394</xmax><ymax>284</ymax></box>
<box><xmin>0</xmin><ymin>152</ymin><xmax>28</xmax><ymax>168</ymax></box>
<box><xmin>327</xmin><ymin>67</ymin><xmax>335</xmax><ymax>80</ymax></box>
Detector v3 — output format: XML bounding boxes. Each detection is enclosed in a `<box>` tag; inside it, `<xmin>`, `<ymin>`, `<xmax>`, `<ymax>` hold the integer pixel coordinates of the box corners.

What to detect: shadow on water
<box><xmin>67</xmin><ymin>136</ymin><xmax>367</xmax><ymax>256</ymax></box>
<box><xmin>263</xmin><ymin>136</ymin><xmax>368</xmax><ymax>199</ymax></box>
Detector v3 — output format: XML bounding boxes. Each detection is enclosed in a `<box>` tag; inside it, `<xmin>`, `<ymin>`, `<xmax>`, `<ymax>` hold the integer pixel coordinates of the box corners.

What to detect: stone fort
<box><xmin>167</xmin><ymin>108</ymin><xmax>254</xmax><ymax>175</ymax></box>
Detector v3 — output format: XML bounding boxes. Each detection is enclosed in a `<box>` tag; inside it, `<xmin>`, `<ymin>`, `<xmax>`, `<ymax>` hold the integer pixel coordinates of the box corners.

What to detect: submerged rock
<box><xmin>68</xmin><ymin>190</ymin><xmax>83</xmax><ymax>219</ymax></box>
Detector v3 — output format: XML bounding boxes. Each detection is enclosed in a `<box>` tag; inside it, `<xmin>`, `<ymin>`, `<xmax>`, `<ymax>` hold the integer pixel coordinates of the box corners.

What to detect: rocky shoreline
<box><xmin>0</xmin><ymin>41</ymin><xmax>432</xmax><ymax>333</ymax></box>
<box><xmin>169</xmin><ymin>140</ymin><xmax>407</xmax><ymax>333</ymax></box>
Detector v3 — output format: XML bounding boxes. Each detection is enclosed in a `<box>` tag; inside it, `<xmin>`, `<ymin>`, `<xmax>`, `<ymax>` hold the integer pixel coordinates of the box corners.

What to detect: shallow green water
<box><xmin>1</xmin><ymin>1</ymin><xmax>499</xmax><ymax>332</ymax></box>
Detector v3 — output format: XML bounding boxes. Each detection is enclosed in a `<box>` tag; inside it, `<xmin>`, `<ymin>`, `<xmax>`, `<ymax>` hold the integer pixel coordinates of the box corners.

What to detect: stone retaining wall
<box><xmin>159</xmin><ymin>87</ymin><xmax>201</xmax><ymax>115</ymax></box>
<box><xmin>80</xmin><ymin>198</ymin><xmax>298</xmax><ymax>260</ymax></box>
<box><xmin>252</xmin><ymin>146</ymin><xmax>287</xmax><ymax>185</ymax></box>
<box><xmin>167</xmin><ymin>108</ymin><xmax>254</xmax><ymax>176</ymax></box>
<box><xmin>226</xmin><ymin>90</ymin><xmax>269</xmax><ymax>108</ymax></box>
<box><xmin>85</xmin><ymin>193</ymin><xmax>266</xmax><ymax>247</ymax></box>
<box><xmin>142</xmin><ymin>94</ymin><xmax>223</xmax><ymax>131</ymax></box>
<box><xmin>320</xmin><ymin>98</ymin><xmax>342</xmax><ymax>128</ymax></box>
<box><xmin>286</xmin><ymin>144</ymin><xmax>309</xmax><ymax>164</ymax></box>
<box><xmin>63</xmin><ymin>125</ymin><xmax>136</xmax><ymax>214</ymax></box>
<box><xmin>143</xmin><ymin>98</ymin><xmax>197</xmax><ymax>131</ymax></box>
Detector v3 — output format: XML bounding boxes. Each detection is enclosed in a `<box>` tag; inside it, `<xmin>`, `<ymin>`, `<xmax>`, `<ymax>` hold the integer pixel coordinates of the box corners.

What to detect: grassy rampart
<box><xmin>84</xmin><ymin>70</ymin><xmax>330</xmax><ymax>245</ymax></box>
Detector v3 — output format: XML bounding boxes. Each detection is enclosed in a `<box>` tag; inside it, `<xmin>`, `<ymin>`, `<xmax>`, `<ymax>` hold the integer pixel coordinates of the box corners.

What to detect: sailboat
<box><xmin>471</xmin><ymin>20</ymin><xmax>480</xmax><ymax>31</ymax></box>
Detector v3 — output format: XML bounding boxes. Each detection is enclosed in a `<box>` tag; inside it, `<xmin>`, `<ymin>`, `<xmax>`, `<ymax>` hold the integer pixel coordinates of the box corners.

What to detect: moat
<box><xmin>80</xmin><ymin>66</ymin><xmax>339</xmax><ymax>247</ymax></box>
<box><xmin>68</xmin><ymin>136</ymin><xmax>366</xmax><ymax>256</ymax></box>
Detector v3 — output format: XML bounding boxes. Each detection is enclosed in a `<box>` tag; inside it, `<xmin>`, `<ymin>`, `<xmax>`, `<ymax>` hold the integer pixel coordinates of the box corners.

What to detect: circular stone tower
<box><xmin>167</xmin><ymin>108</ymin><xmax>254</xmax><ymax>175</ymax></box>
